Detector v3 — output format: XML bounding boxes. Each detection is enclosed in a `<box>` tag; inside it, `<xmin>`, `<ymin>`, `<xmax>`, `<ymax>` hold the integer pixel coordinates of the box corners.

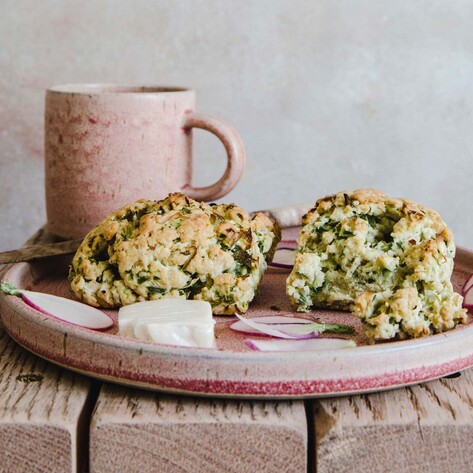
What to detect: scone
<box><xmin>286</xmin><ymin>189</ymin><xmax>467</xmax><ymax>340</ymax></box>
<box><xmin>69</xmin><ymin>193</ymin><xmax>280</xmax><ymax>314</ymax></box>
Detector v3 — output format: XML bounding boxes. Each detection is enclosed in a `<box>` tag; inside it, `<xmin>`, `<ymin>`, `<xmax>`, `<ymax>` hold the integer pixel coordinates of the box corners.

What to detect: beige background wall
<box><xmin>1</xmin><ymin>0</ymin><xmax>472</xmax><ymax>251</ymax></box>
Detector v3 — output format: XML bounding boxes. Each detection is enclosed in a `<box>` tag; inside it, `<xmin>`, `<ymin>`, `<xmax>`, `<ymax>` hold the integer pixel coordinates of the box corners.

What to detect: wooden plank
<box><xmin>0</xmin><ymin>326</ymin><xmax>96</xmax><ymax>473</ymax></box>
<box><xmin>0</xmin><ymin>228</ymin><xmax>95</xmax><ymax>473</ymax></box>
<box><xmin>313</xmin><ymin>370</ymin><xmax>473</xmax><ymax>473</ymax></box>
<box><xmin>90</xmin><ymin>384</ymin><xmax>307</xmax><ymax>473</ymax></box>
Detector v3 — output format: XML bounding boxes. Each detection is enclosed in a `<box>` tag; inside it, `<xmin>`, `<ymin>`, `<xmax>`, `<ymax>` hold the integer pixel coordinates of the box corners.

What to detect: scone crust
<box><xmin>287</xmin><ymin>189</ymin><xmax>466</xmax><ymax>340</ymax></box>
<box><xmin>70</xmin><ymin>193</ymin><xmax>280</xmax><ymax>314</ymax></box>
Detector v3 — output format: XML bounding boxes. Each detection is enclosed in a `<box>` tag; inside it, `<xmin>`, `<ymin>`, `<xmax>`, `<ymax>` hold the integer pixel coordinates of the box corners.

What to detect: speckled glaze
<box><xmin>45</xmin><ymin>84</ymin><xmax>246</xmax><ymax>239</ymax></box>
<box><xmin>1</xmin><ymin>230</ymin><xmax>473</xmax><ymax>399</ymax></box>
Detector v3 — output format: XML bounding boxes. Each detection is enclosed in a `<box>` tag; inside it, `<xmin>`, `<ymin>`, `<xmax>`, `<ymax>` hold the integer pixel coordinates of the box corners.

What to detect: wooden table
<box><xmin>1</xmin><ymin>231</ymin><xmax>473</xmax><ymax>473</ymax></box>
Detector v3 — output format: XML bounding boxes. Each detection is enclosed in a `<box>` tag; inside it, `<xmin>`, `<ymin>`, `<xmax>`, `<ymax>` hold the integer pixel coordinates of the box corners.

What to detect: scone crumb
<box><xmin>286</xmin><ymin>189</ymin><xmax>467</xmax><ymax>340</ymax></box>
<box><xmin>70</xmin><ymin>193</ymin><xmax>280</xmax><ymax>314</ymax></box>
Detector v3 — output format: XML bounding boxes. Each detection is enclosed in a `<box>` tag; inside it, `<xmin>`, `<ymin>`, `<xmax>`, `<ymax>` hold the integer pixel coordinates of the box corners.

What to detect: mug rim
<box><xmin>47</xmin><ymin>83</ymin><xmax>192</xmax><ymax>95</ymax></box>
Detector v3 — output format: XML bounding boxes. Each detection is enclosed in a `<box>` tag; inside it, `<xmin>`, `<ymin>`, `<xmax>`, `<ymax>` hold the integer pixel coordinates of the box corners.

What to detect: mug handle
<box><xmin>181</xmin><ymin>112</ymin><xmax>246</xmax><ymax>201</ymax></box>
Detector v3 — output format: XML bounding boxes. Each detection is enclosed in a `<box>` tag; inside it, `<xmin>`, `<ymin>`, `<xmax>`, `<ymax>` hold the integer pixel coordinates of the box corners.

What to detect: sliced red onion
<box><xmin>231</xmin><ymin>315</ymin><xmax>319</xmax><ymax>337</ymax></box>
<box><xmin>269</xmin><ymin>248</ymin><xmax>296</xmax><ymax>270</ymax></box>
<box><xmin>245</xmin><ymin>338</ymin><xmax>356</xmax><ymax>352</ymax></box>
<box><xmin>462</xmin><ymin>274</ymin><xmax>473</xmax><ymax>296</ymax></box>
<box><xmin>234</xmin><ymin>314</ymin><xmax>318</xmax><ymax>340</ymax></box>
<box><xmin>22</xmin><ymin>291</ymin><xmax>114</xmax><ymax>330</ymax></box>
<box><xmin>0</xmin><ymin>281</ymin><xmax>114</xmax><ymax>330</ymax></box>
<box><xmin>232</xmin><ymin>314</ymin><xmax>354</xmax><ymax>338</ymax></box>
<box><xmin>463</xmin><ymin>284</ymin><xmax>473</xmax><ymax>310</ymax></box>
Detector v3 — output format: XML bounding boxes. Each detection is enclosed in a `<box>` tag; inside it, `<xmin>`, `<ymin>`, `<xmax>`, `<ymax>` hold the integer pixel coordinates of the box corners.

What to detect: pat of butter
<box><xmin>118</xmin><ymin>299</ymin><xmax>216</xmax><ymax>348</ymax></box>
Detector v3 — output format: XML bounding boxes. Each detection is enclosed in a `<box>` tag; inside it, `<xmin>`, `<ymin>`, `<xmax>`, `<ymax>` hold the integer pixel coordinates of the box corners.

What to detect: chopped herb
<box><xmin>90</xmin><ymin>244</ymin><xmax>109</xmax><ymax>263</ymax></box>
<box><xmin>338</xmin><ymin>229</ymin><xmax>354</xmax><ymax>239</ymax></box>
<box><xmin>360</xmin><ymin>214</ymin><xmax>382</xmax><ymax>226</ymax></box>
<box><xmin>121</xmin><ymin>226</ymin><xmax>133</xmax><ymax>240</ymax></box>
<box><xmin>148</xmin><ymin>286</ymin><xmax>166</xmax><ymax>295</ymax></box>
<box><xmin>124</xmin><ymin>211</ymin><xmax>135</xmax><ymax>222</ymax></box>
<box><xmin>315</xmin><ymin>222</ymin><xmax>333</xmax><ymax>234</ymax></box>
<box><xmin>298</xmin><ymin>292</ymin><xmax>310</xmax><ymax>307</ymax></box>
<box><xmin>109</xmin><ymin>264</ymin><xmax>120</xmax><ymax>280</ymax></box>
<box><xmin>233</xmin><ymin>247</ymin><xmax>252</xmax><ymax>276</ymax></box>
<box><xmin>169</xmin><ymin>218</ymin><xmax>182</xmax><ymax>229</ymax></box>
<box><xmin>310</xmin><ymin>283</ymin><xmax>324</xmax><ymax>294</ymax></box>
<box><xmin>187</xmin><ymin>279</ymin><xmax>205</xmax><ymax>298</ymax></box>
<box><xmin>313</xmin><ymin>321</ymin><xmax>355</xmax><ymax>335</ymax></box>
<box><xmin>221</xmin><ymin>294</ymin><xmax>236</xmax><ymax>304</ymax></box>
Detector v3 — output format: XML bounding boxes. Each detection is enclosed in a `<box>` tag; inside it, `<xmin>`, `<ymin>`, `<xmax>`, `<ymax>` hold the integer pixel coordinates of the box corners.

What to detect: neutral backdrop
<box><xmin>1</xmin><ymin>0</ymin><xmax>472</xmax><ymax>251</ymax></box>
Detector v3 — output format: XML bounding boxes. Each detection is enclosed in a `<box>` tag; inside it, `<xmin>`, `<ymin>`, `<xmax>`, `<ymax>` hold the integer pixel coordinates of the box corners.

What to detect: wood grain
<box><xmin>0</xmin><ymin>326</ymin><xmax>95</xmax><ymax>473</ymax></box>
<box><xmin>90</xmin><ymin>384</ymin><xmax>307</xmax><ymax>473</ymax></box>
<box><xmin>0</xmin><ymin>228</ymin><xmax>95</xmax><ymax>473</ymax></box>
<box><xmin>0</xmin><ymin>227</ymin><xmax>57</xmax><ymax>280</ymax></box>
<box><xmin>313</xmin><ymin>369</ymin><xmax>473</xmax><ymax>473</ymax></box>
<box><xmin>0</xmin><ymin>238</ymin><xmax>82</xmax><ymax>265</ymax></box>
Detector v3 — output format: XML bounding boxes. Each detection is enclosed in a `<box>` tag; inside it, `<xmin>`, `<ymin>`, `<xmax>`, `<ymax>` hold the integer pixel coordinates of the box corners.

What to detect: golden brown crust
<box><xmin>70</xmin><ymin>193</ymin><xmax>280</xmax><ymax>314</ymax></box>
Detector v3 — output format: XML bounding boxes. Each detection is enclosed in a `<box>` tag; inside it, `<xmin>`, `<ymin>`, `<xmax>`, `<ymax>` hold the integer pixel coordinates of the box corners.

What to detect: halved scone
<box><xmin>69</xmin><ymin>193</ymin><xmax>280</xmax><ymax>314</ymax></box>
<box><xmin>286</xmin><ymin>189</ymin><xmax>466</xmax><ymax>340</ymax></box>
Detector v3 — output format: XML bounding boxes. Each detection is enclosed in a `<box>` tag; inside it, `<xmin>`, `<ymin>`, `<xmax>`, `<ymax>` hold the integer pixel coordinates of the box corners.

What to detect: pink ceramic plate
<box><xmin>1</xmin><ymin>238</ymin><xmax>473</xmax><ymax>399</ymax></box>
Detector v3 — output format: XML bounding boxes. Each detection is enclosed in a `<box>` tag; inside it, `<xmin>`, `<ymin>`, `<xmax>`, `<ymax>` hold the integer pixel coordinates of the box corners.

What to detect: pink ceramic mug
<box><xmin>45</xmin><ymin>84</ymin><xmax>246</xmax><ymax>238</ymax></box>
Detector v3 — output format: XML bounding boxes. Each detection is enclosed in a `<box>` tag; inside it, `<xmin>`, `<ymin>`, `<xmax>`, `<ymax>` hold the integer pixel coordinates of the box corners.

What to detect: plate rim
<box><xmin>1</xmin><ymin>247</ymin><xmax>472</xmax><ymax>398</ymax></box>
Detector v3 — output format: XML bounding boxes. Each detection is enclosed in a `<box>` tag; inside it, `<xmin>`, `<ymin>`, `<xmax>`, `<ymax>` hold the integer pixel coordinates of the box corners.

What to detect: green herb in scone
<box><xmin>70</xmin><ymin>193</ymin><xmax>280</xmax><ymax>315</ymax></box>
<box><xmin>286</xmin><ymin>189</ymin><xmax>466</xmax><ymax>341</ymax></box>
